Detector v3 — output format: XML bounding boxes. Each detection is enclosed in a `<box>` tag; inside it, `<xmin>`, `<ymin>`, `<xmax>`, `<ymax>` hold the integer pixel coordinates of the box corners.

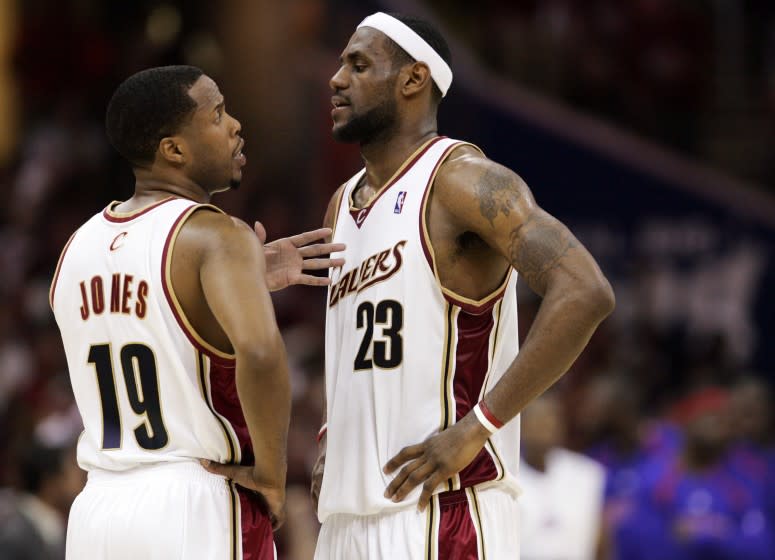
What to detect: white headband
<box><xmin>357</xmin><ymin>12</ymin><xmax>452</xmax><ymax>97</ymax></box>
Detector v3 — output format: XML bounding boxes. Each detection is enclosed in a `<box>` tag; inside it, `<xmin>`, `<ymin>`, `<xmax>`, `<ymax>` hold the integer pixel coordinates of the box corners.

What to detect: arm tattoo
<box><xmin>476</xmin><ymin>165</ymin><xmax>523</xmax><ymax>228</ymax></box>
<box><xmin>509</xmin><ymin>214</ymin><xmax>577</xmax><ymax>295</ymax></box>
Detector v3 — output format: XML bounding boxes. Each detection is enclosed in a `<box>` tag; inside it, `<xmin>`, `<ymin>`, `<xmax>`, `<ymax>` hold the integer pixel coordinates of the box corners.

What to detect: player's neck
<box><xmin>132</xmin><ymin>170</ymin><xmax>212</xmax><ymax>206</ymax></box>
<box><xmin>360</xmin><ymin>125</ymin><xmax>437</xmax><ymax>189</ymax></box>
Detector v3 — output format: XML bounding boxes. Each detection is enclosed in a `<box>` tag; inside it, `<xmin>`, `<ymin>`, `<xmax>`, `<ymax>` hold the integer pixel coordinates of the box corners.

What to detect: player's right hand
<box><xmin>200</xmin><ymin>459</ymin><xmax>286</xmax><ymax>530</ymax></box>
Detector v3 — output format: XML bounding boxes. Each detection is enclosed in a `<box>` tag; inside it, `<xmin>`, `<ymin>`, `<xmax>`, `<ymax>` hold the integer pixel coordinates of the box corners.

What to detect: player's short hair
<box><xmin>105</xmin><ymin>65</ymin><xmax>204</xmax><ymax>167</ymax></box>
<box><xmin>383</xmin><ymin>13</ymin><xmax>451</xmax><ymax>102</ymax></box>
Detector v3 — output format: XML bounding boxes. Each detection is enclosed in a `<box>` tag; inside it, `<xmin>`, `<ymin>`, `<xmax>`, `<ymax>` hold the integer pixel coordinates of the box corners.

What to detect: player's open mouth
<box><xmin>331</xmin><ymin>96</ymin><xmax>351</xmax><ymax>117</ymax></box>
<box><xmin>233</xmin><ymin>140</ymin><xmax>246</xmax><ymax>165</ymax></box>
<box><xmin>331</xmin><ymin>96</ymin><xmax>350</xmax><ymax>108</ymax></box>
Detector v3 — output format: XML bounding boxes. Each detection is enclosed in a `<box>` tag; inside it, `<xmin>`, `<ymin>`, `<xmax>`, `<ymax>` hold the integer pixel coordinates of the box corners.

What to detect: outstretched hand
<box><xmin>256</xmin><ymin>222</ymin><xmax>345</xmax><ymax>291</ymax></box>
<box><xmin>200</xmin><ymin>459</ymin><xmax>286</xmax><ymax>530</ymax></box>
<box><xmin>382</xmin><ymin>414</ymin><xmax>491</xmax><ymax>512</ymax></box>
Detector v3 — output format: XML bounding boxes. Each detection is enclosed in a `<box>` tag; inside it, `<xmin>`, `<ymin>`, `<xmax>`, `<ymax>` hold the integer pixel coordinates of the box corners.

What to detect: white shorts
<box><xmin>315</xmin><ymin>485</ymin><xmax>520</xmax><ymax>559</ymax></box>
<box><xmin>66</xmin><ymin>461</ymin><xmax>276</xmax><ymax>560</ymax></box>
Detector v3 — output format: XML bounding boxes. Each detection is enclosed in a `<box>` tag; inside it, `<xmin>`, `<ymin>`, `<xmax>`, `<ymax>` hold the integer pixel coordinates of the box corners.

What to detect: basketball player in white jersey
<box><xmin>311</xmin><ymin>13</ymin><xmax>616</xmax><ymax>558</ymax></box>
<box><xmin>51</xmin><ymin>66</ymin><xmax>344</xmax><ymax>559</ymax></box>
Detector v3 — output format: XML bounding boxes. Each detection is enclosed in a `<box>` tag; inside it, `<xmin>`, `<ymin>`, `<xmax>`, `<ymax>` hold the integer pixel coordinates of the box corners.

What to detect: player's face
<box><xmin>329</xmin><ymin>29</ymin><xmax>400</xmax><ymax>144</ymax></box>
<box><xmin>178</xmin><ymin>75</ymin><xmax>246</xmax><ymax>192</ymax></box>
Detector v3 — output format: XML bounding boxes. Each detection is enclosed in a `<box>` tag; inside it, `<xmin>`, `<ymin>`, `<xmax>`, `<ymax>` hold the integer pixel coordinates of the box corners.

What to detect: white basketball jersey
<box><xmin>320</xmin><ymin>137</ymin><xmax>521</xmax><ymax>521</ymax></box>
<box><xmin>51</xmin><ymin>198</ymin><xmax>251</xmax><ymax>473</ymax></box>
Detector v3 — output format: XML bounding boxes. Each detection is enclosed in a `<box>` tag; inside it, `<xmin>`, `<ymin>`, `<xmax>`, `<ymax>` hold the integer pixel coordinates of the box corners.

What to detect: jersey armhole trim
<box><xmin>419</xmin><ymin>142</ymin><xmax>512</xmax><ymax>315</ymax></box>
<box><xmin>49</xmin><ymin>230</ymin><xmax>78</xmax><ymax>310</ymax></box>
<box><xmin>162</xmin><ymin>204</ymin><xmax>236</xmax><ymax>364</ymax></box>
<box><xmin>330</xmin><ymin>183</ymin><xmax>347</xmax><ymax>237</ymax></box>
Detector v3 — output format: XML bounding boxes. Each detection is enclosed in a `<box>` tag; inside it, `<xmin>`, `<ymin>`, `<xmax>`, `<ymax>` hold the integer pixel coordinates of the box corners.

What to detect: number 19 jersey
<box><xmin>320</xmin><ymin>137</ymin><xmax>521</xmax><ymax>522</ymax></box>
<box><xmin>51</xmin><ymin>198</ymin><xmax>251</xmax><ymax>473</ymax></box>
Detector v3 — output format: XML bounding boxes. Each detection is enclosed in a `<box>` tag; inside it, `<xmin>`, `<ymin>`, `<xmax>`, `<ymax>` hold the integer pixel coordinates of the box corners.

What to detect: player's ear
<box><xmin>401</xmin><ymin>62</ymin><xmax>432</xmax><ymax>99</ymax></box>
<box><xmin>158</xmin><ymin>137</ymin><xmax>185</xmax><ymax>165</ymax></box>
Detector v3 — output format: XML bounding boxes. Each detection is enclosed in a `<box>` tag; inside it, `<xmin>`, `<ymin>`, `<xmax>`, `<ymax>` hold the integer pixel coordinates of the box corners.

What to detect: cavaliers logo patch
<box><xmin>110</xmin><ymin>232</ymin><xmax>128</xmax><ymax>251</ymax></box>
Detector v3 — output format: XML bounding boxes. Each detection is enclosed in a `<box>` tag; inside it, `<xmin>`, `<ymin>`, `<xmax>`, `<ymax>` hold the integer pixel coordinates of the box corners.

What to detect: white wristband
<box><xmin>473</xmin><ymin>403</ymin><xmax>501</xmax><ymax>434</ymax></box>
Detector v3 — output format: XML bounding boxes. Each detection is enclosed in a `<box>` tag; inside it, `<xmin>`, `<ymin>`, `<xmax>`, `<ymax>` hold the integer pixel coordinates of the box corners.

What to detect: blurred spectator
<box><xmin>615</xmin><ymin>387</ymin><xmax>773</xmax><ymax>560</ymax></box>
<box><xmin>0</xmin><ymin>438</ymin><xmax>84</xmax><ymax>560</ymax></box>
<box><xmin>727</xmin><ymin>376</ymin><xmax>775</xmax><ymax>519</ymax></box>
<box><xmin>577</xmin><ymin>374</ymin><xmax>682</xmax><ymax>556</ymax></box>
<box><xmin>519</xmin><ymin>392</ymin><xmax>606</xmax><ymax>560</ymax></box>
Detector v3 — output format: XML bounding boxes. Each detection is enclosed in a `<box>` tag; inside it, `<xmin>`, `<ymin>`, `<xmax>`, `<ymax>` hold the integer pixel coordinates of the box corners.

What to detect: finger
<box><xmin>384</xmin><ymin>444</ymin><xmax>425</xmax><ymax>474</ymax></box>
<box><xmin>253</xmin><ymin>221</ymin><xmax>267</xmax><ymax>244</ymax></box>
<box><xmin>301</xmin><ymin>258</ymin><xmax>346</xmax><ymax>270</ymax></box>
<box><xmin>392</xmin><ymin>464</ymin><xmax>437</xmax><ymax>505</ymax></box>
<box><xmin>291</xmin><ymin>274</ymin><xmax>332</xmax><ymax>287</ymax></box>
<box><xmin>200</xmin><ymin>460</ymin><xmax>244</xmax><ymax>483</ymax></box>
<box><xmin>298</xmin><ymin>242</ymin><xmax>347</xmax><ymax>257</ymax></box>
<box><xmin>417</xmin><ymin>476</ymin><xmax>443</xmax><ymax>512</ymax></box>
<box><xmin>287</xmin><ymin>227</ymin><xmax>333</xmax><ymax>247</ymax></box>
<box><xmin>384</xmin><ymin>459</ymin><xmax>429</xmax><ymax>500</ymax></box>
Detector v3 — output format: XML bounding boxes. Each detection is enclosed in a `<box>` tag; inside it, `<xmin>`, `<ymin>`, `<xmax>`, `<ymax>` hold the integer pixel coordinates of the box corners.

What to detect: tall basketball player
<box><xmin>312</xmin><ymin>13</ymin><xmax>615</xmax><ymax>558</ymax></box>
<box><xmin>51</xmin><ymin>66</ymin><xmax>344</xmax><ymax>559</ymax></box>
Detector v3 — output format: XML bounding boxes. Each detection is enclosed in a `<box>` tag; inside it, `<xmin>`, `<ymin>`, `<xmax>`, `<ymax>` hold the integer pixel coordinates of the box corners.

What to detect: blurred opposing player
<box><xmin>51</xmin><ymin>65</ymin><xmax>343</xmax><ymax>559</ymax></box>
<box><xmin>312</xmin><ymin>13</ymin><xmax>615</xmax><ymax>558</ymax></box>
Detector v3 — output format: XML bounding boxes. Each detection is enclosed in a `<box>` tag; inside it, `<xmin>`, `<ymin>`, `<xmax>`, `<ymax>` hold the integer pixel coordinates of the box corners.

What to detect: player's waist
<box><xmin>85</xmin><ymin>460</ymin><xmax>227</xmax><ymax>490</ymax></box>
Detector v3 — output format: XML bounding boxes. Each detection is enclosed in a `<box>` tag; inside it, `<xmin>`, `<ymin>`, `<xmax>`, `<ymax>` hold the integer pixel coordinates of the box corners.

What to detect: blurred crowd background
<box><xmin>0</xmin><ymin>0</ymin><xmax>773</xmax><ymax>559</ymax></box>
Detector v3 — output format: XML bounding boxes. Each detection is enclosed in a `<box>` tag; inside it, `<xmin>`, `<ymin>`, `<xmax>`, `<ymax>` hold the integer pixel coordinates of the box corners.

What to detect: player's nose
<box><xmin>329</xmin><ymin>66</ymin><xmax>348</xmax><ymax>92</ymax></box>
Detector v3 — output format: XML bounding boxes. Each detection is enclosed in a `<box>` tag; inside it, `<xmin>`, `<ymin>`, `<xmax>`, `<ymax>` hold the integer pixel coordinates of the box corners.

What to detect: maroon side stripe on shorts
<box><xmin>208</xmin><ymin>359</ymin><xmax>275</xmax><ymax>560</ymax></box>
<box><xmin>437</xmin><ymin>490</ymin><xmax>481</xmax><ymax>559</ymax></box>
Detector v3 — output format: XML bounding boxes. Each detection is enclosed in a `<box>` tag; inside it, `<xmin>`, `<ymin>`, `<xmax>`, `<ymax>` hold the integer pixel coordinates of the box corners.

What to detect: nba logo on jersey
<box><xmin>394</xmin><ymin>191</ymin><xmax>407</xmax><ymax>214</ymax></box>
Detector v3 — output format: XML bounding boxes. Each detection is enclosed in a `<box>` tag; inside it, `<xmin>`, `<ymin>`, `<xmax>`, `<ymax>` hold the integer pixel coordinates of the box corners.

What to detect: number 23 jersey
<box><xmin>50</xmin><ymin>198</ymin><xmax>250</xmax><ymax>472</ymax></box>
<box><xmin>320</xmin><ymin>137</ymin><xmax>521</xmax><ymax>521</ymax></box>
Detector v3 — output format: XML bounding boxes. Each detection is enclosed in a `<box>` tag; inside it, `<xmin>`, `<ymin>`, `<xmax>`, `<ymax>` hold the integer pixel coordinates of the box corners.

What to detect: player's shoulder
<box><xmin>176</xmin><ymin>207</ymin><xmax>257</xmax><ymax>256</ymax></box>
<box><xmin>328</xmin><ymin>182</ymin><xmax>348</xmax><ymax>208</ymax></box>
<box><xmin>434</xmin><ymin>145</ymin><xmax>531</xmax><ymax>212</ymax></box>
<box><xmin>324</xmin><ymin>183</ymin><xmax>349</xmax><ymax>230</ymax></box>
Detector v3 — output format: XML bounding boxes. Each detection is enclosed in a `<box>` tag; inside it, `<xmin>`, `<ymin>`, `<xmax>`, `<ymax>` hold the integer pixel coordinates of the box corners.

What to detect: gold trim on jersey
<box><xmin>104</xmin><ymin>196</ymin><xmax>176</xmax><ymax>219</ymax></box>
<box><xmin>439</xmin><ymin>303</ymin><xmax>461</xmax><ymax>492</ymax></box>
<box><xmin>164</xmin><ymin>204</ymin><xmax>236</xmax><ymax>361</ymax></box>
<box><xmin>485</xmin><ymin>439</ymin><xmax>506</xmax><ymax>482</ymax></box>
<box><xmin>49</xmin><ymin>230</ymin><xmax>78</xmax><ymax>310</ymax></box>
<box><xmin>227</xmin><ymin>480</ymin><xmax>239</xmax><ymax>560</ymax></box>
<box><xmin>330</xmin><ymin>182</ymin><xmax>347</xmax><ymax>236</ymax></box>
<box><xmin>197</xmin><ymin>351</ymin><xmax>239</xmax><ymax>464</ymax></box>
<box><xmin>420</xmin><ymin>142</ymin><xmax>514</xmax><ymax>312</ymax></box>
<box><xmin>478</xmin><ymin>300</ymin><xmax>503</xmax><ymax>403</ymax></box>
<box><xmin>425</xmin><ymin>494</ymin><xmax>440</xmax><ymax>560</ymax></box>
<box><xmin>467</xmin><ymin>487</ymin><xmax>487</xmax><ymax>560</ymax></box>
<box><xmin>348</xmin><ymin>136</ymin><xmax>441</xmax><ymax>211</ymax></box>
<box><xmin>439</xmin><ymin>303</ymin><xmax>458</xmax><ymax>432</ymax></box>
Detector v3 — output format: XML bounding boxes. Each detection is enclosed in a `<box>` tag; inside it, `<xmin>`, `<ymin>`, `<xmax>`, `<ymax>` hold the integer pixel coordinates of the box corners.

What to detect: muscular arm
<box><xmin>442</xmin><ymin>150</ymin><xmax>615</xmax><ymax>423</ymax></box>
<box><xmin>184</xmin><ymin>212</ymin><xmax>290</xmax><ymax>523</ymax></box>
<box><xmin>384</xmin><ymin>150</ymin><xmax>614</xmax><ymax>508</ymax></box>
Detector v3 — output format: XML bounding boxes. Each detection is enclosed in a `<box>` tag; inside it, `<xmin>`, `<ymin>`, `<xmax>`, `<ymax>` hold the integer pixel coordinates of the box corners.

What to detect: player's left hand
<box><xmin>382</xmin><ymin>412</ymin><xmax>491</xmax><ymax>512</ymax></box>
<box><xmin>200</xmin><ymin>459</ymin><xmax>286</xmax><ymax>531</ymax></box>
<box><xmin>256</xmin><ymin>222</ymin><xmax>345</xmax><ymax>291</ymax></box>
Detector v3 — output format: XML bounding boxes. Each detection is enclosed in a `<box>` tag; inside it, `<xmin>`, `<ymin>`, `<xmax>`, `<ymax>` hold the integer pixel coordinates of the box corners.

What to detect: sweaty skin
<box><xmin>114</xmin><ymin>73</ymin><xmax>344</xmax><ymax>529</ymax></box>
<box><xmin>316</xmin><ymin>25</ymin><xmax>615</xmax><ymax>513</ymax></box>
<box><xmin>383</xmin><ymin>146</ymin><xmax>615</xmax><ymax>510</ymax></box>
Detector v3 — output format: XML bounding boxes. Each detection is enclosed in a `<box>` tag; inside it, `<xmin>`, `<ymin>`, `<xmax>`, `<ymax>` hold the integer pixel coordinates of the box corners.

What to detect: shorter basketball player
<box><xmin>51</xmin><ymin>65</ymin><xmax>344</xmax><ymax>560</ymax></box>
<box><xmin>313</xmin><ymin>13</ymin><xmax>615</xmax><ymax>558</ymax></box>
